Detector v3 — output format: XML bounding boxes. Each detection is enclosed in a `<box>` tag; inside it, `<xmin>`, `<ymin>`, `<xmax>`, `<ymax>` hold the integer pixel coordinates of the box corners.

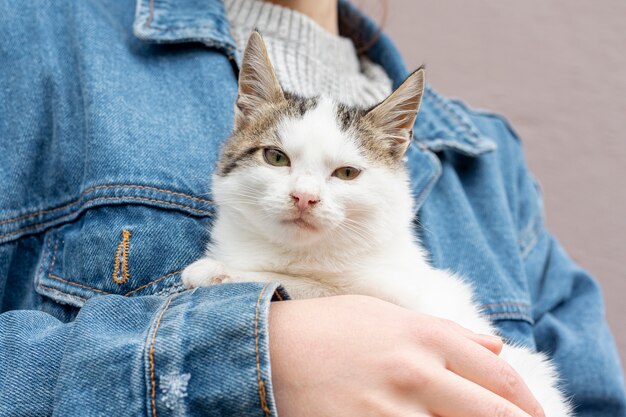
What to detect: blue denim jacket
<box><xmin>1</xmin><ymin>0</ymin><xmax>624</xmax><ymax>416</ymax></box>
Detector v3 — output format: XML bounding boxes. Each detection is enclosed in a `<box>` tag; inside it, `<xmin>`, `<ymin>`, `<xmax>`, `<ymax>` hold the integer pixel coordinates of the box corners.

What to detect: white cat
<box><xmin>183</xmin><ymin>32</ymin><xmax>572</xmax><ymax>417</ymax></box>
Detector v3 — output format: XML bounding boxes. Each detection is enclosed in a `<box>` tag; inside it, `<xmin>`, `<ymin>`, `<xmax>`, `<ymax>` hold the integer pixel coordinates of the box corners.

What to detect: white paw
<box><xmin>182</xmin><ymin>258</ymin><xmax>230</xmax><ymax>288</ymax></box>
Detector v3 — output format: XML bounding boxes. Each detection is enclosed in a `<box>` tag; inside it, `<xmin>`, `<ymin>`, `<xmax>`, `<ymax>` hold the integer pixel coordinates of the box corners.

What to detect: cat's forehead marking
<box><xmin>335</xmin><ymin>104</ymin><xmax>405</xmax><ymax>170</ymax></box>
<box><xmin>278</xmin><ymin>98</ymin><xmax>366</xmax><ymax>169</ymax></box>
<box><xmin>284</xmin><ymin>93</ymin><xmax>319</xmax><ymax>117</ymax></box>
<box><xmin>217</xmin><ymin>93</ymin><xmax>405</xmax><ymax>176</ymax></box>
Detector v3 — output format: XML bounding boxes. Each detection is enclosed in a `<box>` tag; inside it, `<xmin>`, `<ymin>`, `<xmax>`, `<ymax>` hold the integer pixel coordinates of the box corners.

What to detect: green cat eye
<box><xmin>333</xmin><ymin>166</ymin><xmax>361</xmax><ymax>181</ymax></box>
<box><xmin>263</xmin><ymin>148</ymin><xmax>291</xmax><ymax>167</ymax></box>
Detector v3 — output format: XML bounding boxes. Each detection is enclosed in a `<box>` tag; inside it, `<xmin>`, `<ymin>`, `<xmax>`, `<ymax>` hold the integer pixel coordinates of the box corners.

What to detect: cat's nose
<box><xmin>290</xmin><ymin>192</ymin><xmax>320</xmax><ymax>211</ymax></box>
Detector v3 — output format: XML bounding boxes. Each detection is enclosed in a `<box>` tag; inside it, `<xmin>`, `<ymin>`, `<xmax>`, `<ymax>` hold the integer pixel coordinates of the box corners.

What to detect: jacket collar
<box><xmin>133</xmin><ymin>0</ymin><xmax>496</xmax><ymax>157</ymax></box>
<box><xmin>133</xmin><ymin>0</ymin><xmax>237</xmax><ymax>58</ymax></box>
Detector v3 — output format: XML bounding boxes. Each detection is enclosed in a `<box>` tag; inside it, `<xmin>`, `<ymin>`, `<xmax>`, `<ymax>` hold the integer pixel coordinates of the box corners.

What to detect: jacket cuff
<box><xmin>148</xmin><ymin>282</ymin><xmax>284</xmax><ymax>417</ymax></box>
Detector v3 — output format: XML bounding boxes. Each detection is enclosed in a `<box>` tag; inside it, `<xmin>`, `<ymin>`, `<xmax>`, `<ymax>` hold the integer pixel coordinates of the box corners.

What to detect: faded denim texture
<box><xmin>0</xmin><ymin>0</ymin><xmax>625</xmax><ymax>416</ymax></box>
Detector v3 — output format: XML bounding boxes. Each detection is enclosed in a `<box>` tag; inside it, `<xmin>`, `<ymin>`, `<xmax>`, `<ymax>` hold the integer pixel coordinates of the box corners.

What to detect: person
<box><xmin>0</xmin><ymin>0</ymin><xmax>624</xmax><ymax>416</ymax></box>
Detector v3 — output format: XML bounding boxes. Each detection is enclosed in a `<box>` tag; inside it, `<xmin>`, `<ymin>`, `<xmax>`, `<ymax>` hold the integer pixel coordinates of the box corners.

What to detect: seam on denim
<box><xmin>486</xmin><ymin>312</ymin><xmax>534</xmax><ymax>323</ymax></box>
<box><xmin>412</xmin><ymin>151</ymin><xmax>442</xmax><ymax>212</ymax></box>
<box><xmin>155</xmin><ymin>283</ymin><xmax>185</xmax><ymax>297</ymax></box>
<box><xmin>255</xmin><ymin>283</ymin><xmax>272</xmax><ymax>417</ymax></box>
<box><xmin>125</xmin><ymin>271</ymin><xmax>182</xmax><ymax>296</ymax></box>
<box><xmin>426</xmin><ymin>88</ymin><xmax>478</xmax><ymax>141</ymax></box>
<box><xmin>48</xmin><ymin>235</ymin><xmax>61</xmax><ymax>275</ymax></box>
<box><xmin>84</xmin><ymin>185</ymin><xmax>212</xmax><ymax>204</ymax></box>
<box><xmin>112</xmin><ymin>230</ymin><xmax>132</xmax><ymax>284</ymax></box>
<box><xmin>47</xmin><ymin>267</ymin><xmax>181</xmax><ymax>297</ymax></box>
<box><xmin>149</xmin><ymin>296</ymin><xmax>173</xmax><ymax>417</ymax></box>
<box><xmin>48</xmin><ymin>273</ymin><xmax>111</xmax><ymax>295</ymax></box>
<box><xmin>142</xmin><ymin>25</ymin><xmax>227</xmax><ymax>32</ymax></box>
<box><xmin>0</xmin><ymin>184</ymin><xmax>212</xmax><ymax>227</ymax></box>
<box><xmin>0</xmin><ymin>196</ymin><xmax>211</xmax><ymax>241</ymax></box>
<box><xmin>48</xmin><ymin>266</ymin><xmax>181</xmax><ymax>297</ymax></box>
<box><xmin>39</xmin><ymin>285</ymin><xmax>87</xmax><ymax>302</ymax></box>
<box><xmin>145</xmin><ymin>0</ymin><xmax>155</xmax><ymax>27</ymax></box>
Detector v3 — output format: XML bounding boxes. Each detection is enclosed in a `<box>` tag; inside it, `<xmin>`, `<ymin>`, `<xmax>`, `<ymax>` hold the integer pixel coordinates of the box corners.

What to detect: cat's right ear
<box><xmin>364</xmin><ymin>68</ymin><xmax>425</xmax><ymax>158</ymax></box>
<box><xmin>235</xmin><ymin>31</ymin><xmax>285</xmax><ymax>129</ymax></box>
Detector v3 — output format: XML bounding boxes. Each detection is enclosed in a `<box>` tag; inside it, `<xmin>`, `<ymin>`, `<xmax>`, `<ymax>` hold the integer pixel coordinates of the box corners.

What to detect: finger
<box><xmin>471</xmin><ymin>333</ymin><xmax>503</xmax><ymax>355</ymax></box>
<box><xmin>442</xmin><ymin>335</ymin><xmax>545</xmax><ymax>417</ymax></box>
<box><xmin>437</xmin><ymin>319</ymin><xmax>503</xmax><ymax>355</ymax></box>
<box><xmin>425</xmin><ymin>370</ymin><xmax>534</xmax><ymax>417</ymax></box>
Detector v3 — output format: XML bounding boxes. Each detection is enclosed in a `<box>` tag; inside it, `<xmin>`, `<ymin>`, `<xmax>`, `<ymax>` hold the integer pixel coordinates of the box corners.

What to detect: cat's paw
<box><xmin>182</xmin><ymin>258</ymin><xmax>230</xmax><ymax>288</ymax></box>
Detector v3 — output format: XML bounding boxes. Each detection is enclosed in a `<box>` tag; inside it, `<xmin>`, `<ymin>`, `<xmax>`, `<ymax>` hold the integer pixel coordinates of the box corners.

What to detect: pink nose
<box><xmin>290</xmin><ymin>192</ymin><xmax>320</xmax><ymax>211</ymax></box>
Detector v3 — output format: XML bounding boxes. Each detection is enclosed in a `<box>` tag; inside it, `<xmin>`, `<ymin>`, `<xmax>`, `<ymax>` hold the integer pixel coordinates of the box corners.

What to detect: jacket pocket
<box><xmin>35</xmin><ymin>201</ymin><xmax>212</xmax><ymax>308</ymax></box>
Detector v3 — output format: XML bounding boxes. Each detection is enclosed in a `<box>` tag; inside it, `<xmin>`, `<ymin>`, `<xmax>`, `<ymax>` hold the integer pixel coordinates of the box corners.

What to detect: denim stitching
<box><xmin>0</xmin><ymin>196</ymin><xmax>211</xmax><ymax>241</ymax></box>
<box><xmin>48</xmin><ymin>266</ymin><xmax>181</xmax><ymax>297</ymax></box>
<box><xmin>155</xmin><ymin>283</ymin><xmax>185</xmax><ymax>297</ymax></box>
<box><xmin>48</xmin><ymin>273</ymin><xmax>110</xmax><ymax>295</ymax></box>
<box><xmin>487</xmin><ymin>312</ymin><xmax>534</xmax><ymax>323</ymax></box>
<box><xmin>255</xmin><ymin>283</ymin><xmax>272</xmax><ymax>417</ymax></box>
<box><xmin>49</xmin><ymin>233</ymin><xmax>59</xmax><ymax>271</ymax></box>
<box><xmin>149</xmin><ymin>296</ymin><xmax>174</xmax><ymax>417</ymax></box>
<box><xmin>145</xmin><ymin>0</ymin><xmax>155</xmax><ymax>27</ymax></box>
<box><xmin>0</xmin><ymin>184</ymin><xmax>212</xmax><ymax>227</ymax></box>
<box><xmin>82</xmin><ymin>185</ymin><xmax>212</xmax><ymax>203</ymax></box>
<box><xmin>112</xmin><ymin>230</ymin><xmax>132</xmax><ymax>284</ymax></box>
<box><xmin>141</xmin><ymin>25</ymin><xmax>229</xmax><ymax>32</ymax></box>
<box><xmin>426</xmin><ymin>88</ymin><xmax>479</xmax><ymax>141</ymax></box>
<box><xmin>39</xmin><ymin>285</ymin><xmax>87</xmax><ymax>302</ymax></box>
<box><xmin>412</xmin><ymin>150</ymin><xmax>442</xmax><ymax>212</ymax></box>
<box><xmin>125</xmin><ymin>271</ymin><xmax>182</xmax><ymax>296</ymax></box>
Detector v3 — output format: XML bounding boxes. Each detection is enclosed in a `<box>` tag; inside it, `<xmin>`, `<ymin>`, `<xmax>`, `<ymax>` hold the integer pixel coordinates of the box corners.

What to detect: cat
<box><xmin>182</xmin><ymin>32</ymin><xmax>572</xmax><ymax>417</ymax></box>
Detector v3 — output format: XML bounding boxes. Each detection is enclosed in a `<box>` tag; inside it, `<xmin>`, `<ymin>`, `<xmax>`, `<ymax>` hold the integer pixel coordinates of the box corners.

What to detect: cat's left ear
<box><xmin>235</xmin><ymin>31</ymin><xmax>285</xmax><ymax>129</ymax></box>
<box><xmin>365</xmin><ymin>68</ymin><xmax>425</xmax><ymax>157</ymax></box>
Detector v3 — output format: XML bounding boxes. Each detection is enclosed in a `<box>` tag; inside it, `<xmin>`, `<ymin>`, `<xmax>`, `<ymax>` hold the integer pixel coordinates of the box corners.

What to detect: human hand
<box><xmin>269</xmin><ymin>295</ymin><xmax>545</xmax><ymax>417</ymax></box>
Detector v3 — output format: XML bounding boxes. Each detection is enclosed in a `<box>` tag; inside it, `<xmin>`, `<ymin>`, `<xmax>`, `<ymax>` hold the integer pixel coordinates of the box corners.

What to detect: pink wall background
<box><xmin>360</xmin><ymin>0</ymin><xmax>626</xmax><ymax>373</ymax></box>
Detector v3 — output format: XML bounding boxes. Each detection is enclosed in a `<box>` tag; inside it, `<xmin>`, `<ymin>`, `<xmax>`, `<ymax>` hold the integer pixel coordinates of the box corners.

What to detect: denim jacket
<box><xmin>1</xmin><ymin>0</ymin><xmax>624</xmax><ymax>416</ymax></box>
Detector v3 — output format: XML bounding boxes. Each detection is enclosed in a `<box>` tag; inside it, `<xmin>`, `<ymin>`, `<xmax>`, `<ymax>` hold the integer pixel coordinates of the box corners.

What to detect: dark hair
<box><xmin>339</xmin><ymin>0</ymin><xmax>388</xmax><ymax>54</ymax></box>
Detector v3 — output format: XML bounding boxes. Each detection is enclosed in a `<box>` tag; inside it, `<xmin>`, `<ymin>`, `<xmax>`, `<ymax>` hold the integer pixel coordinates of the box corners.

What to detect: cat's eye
<box><xmin>263</xmin><ymin>148</ymin><xmax>290</xmax><ymax>167</ymax></box>
<box><xmin>332</xmin><ymin>166</ymin><xmax>361</xmax><ymax>181</ymax></box>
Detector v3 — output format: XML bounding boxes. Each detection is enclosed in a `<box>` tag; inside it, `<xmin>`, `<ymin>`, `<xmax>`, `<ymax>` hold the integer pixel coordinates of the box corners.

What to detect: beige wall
<box><xmin>360</xmin><ymin>0</ymin><xmax>626</xmax><ymax>371</ymax></box>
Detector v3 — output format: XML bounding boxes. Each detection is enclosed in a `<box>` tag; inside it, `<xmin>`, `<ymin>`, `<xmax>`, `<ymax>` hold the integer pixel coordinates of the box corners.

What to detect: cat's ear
<box><xmin>235</xmin><ymin>31</ymin><xmax>285</xmax><ymax>129</ymax></box>
<box><xmin>365</xmin><ymin>68</ymin><xmax>425</xmax><ymax>157</ymax></box>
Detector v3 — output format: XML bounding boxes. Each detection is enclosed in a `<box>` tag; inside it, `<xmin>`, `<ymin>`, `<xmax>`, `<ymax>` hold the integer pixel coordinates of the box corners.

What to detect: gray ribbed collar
<box><xmin>225</xmin><ymin>0</ymin><xmax>360</xmax><ymax>74</ymax></box>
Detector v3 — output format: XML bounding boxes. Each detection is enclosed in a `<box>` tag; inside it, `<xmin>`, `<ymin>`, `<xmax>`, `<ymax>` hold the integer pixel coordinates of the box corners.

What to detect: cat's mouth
<box><xmin>282</xmin><ymin>216</ymin><xmax>318</xmax><ymax>231</ymax></box>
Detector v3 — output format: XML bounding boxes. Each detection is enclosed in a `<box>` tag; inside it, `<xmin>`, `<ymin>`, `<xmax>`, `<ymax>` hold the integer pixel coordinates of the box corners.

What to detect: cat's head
<box><xmin>213</xmin><ymin>32</ymin><xmax>424</xmax><ymax>248</ymax></box>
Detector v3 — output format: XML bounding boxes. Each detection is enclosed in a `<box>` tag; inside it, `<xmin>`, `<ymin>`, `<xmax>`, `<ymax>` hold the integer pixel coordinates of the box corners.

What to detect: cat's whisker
<box><xmin>413</xmin><ymin>217</ymin><xmax>434</xmax><ymax>237</ymax></box>
<box><xmin>335</xmin><ymin>221</ymin><xmax>372</xmax><ymax>244</ymax></box>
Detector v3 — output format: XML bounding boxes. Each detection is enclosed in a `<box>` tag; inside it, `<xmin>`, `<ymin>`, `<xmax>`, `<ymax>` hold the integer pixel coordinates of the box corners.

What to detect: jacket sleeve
<box><xmin>528</xmin><ymin>229</ymin><xmax>626</xmax><ymax>416</ymax></box>
<box><xmin>489</xmin><ymin>112</ymin><xmax>626</xmax><ymax>416</ymax></box>
<box><xmin>0</xmin><ymin>283</ymin><xmax>282</xmax><ymax>417</ymax></box>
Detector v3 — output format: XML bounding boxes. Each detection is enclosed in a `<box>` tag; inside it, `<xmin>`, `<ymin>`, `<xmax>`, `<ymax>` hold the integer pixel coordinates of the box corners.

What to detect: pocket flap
<box><xmin>36</xmin><ymin>204</ymin><xmax>211</xmax><ymax>307</ymax></box>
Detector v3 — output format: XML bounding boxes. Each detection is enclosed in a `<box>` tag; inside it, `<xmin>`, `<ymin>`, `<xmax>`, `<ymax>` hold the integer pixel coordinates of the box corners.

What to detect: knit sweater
<box><xmin>224</xmin><ymin>0</ymin><xmax>392</xmax><ymax>107</ymax></box>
